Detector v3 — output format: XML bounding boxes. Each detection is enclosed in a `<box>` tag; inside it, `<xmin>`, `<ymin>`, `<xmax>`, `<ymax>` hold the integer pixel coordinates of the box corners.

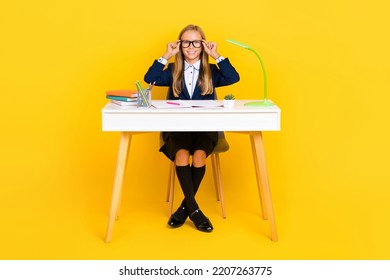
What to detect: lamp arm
<box><xmin>248</xmin><ymin>48</ymin><xmax>267</xmax><ymax>101</ymax></box>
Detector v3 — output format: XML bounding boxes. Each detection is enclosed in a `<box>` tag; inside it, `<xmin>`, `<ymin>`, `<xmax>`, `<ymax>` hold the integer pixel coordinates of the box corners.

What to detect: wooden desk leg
<box><xmin>250</xmin><ymin>135</ymin><xmax>268</xmax><ymax>220</ymax></box>
<box><xmin>105</xmin><ymin>132</ymin><xmax>132</xmax><ymax>243</ymax></box>
<box><xmin>251</xmin><ymin>132</ymin><xmax>278</xmax><ymax>242</ymax></box>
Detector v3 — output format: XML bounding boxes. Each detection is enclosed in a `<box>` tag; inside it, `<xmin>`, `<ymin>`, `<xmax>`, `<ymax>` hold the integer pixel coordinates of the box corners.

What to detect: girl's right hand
<box><xmin>163</xmin><ymin>40</ymin><xmax>181</xmax><ymax>60</ymax></box>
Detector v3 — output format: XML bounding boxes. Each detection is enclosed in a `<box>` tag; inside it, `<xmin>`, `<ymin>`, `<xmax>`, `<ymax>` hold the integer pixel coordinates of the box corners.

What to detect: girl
<box><xmin>144</xmin><ymin>24</ymin><xmax>239</xmax><ymax>232</ymax></box>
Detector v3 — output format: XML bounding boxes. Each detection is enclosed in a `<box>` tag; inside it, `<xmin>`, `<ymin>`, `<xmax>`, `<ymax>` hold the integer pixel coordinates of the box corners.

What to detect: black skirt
<box><xmin>159</xmin><ymin>131</ymin><xmax>218</xmax><ymax>161</ymax></box>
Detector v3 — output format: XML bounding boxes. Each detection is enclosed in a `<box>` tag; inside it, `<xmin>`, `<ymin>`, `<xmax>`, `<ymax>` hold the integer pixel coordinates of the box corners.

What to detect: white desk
<box><xmin>102</xmin><ymin>100</ymin><xmax>281</xmax><ymax>242</ymax></box>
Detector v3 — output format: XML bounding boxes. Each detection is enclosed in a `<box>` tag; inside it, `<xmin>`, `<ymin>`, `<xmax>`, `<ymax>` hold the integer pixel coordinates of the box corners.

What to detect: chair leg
<box><xmin>211</xmin><ymin>154</ymin><xmax>220</xmax><ymax>201</ymax></box>
<box><xmin>167</xmin><ymin>161</ymin><xmax>176</xmax><ymax>216</ymax></box>
<box><xmin>166</xmin><ymin>161</ymin><xmax>174</xmax><ymax>201</ymax></box>
<box><xmin>212</xmin><ymin>153</ymin><xmax>226</xmax><ymax>218</ymax></box>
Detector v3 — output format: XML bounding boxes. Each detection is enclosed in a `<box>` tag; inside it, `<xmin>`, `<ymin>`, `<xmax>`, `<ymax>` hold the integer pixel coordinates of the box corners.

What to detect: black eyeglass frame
<box><xmin>180</xmin><ymin>40</ymin><xmax>203</xmax><ymax>48</ymax></box>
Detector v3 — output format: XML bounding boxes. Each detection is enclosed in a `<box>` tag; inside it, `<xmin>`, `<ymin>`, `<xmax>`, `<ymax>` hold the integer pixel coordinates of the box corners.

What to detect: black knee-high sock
<box><xmin>176</xmin><ymin>165</ymin><xmax>198</xmax><ymax>213</ymax></box>
<box><xmin>191</xmin><ymin>165</ymin><xmax>206</xmax><ymax>194</ymax></box>
<box><xmin>180</xmin><ymin>165</ymin><xmax>205</xmax><ymax>208</ymax></box>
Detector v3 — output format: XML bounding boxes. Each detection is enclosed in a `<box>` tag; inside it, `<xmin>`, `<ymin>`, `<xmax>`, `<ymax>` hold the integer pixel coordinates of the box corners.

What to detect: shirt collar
<box><xmin>184</xmin><ymin>60</ymin><xmax>201</xmax><ymax>71</ymax></box>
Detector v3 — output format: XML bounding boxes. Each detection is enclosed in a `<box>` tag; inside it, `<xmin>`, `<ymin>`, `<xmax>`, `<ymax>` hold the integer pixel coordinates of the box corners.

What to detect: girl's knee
<box><xmin>175</xmin><ymin>149</ymin><xmax>190</xmax><ymax>166</ymax></box>
<box><xmin>192</xmin><ymin>150</ymin><xmax>206</xmax><ymax>167</ymax></box>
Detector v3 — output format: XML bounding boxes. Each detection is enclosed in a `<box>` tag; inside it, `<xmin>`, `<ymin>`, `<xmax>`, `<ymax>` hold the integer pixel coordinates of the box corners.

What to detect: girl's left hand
<box><xmin>202</xmin><ymin>40</ymin><xmax>220</xmax><ymax>60</ymax></box>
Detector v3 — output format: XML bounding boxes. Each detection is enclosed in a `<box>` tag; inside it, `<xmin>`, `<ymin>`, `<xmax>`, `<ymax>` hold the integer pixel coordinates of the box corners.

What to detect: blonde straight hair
<box><xmin>172</xmin><ymin>24</ymin><xmax>213</xmax><ymax>97</ymax></box>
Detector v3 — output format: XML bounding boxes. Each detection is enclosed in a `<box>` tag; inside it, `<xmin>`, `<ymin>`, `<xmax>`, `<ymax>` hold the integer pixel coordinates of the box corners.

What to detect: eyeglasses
<box><xmin>180</xmin><ymin>40</ymin><xmax>202</xmax><ymax>48</ymax></box>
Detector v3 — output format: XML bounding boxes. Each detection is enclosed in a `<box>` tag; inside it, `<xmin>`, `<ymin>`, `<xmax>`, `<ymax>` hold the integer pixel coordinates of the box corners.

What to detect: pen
<box><xmin>167</xmin><ymin>101</ymin><xmax>180</xmax><ymax>105</ymax></box>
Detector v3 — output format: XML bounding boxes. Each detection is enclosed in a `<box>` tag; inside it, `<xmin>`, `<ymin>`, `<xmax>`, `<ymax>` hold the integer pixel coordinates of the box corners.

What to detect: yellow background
<box><xmin>1</xmin><ymin>0</ymin><xmax>389</xmax><ymax>259</ymax></box>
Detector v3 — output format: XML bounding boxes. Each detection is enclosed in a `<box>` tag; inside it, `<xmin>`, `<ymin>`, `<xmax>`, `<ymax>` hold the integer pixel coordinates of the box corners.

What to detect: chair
<box><xmin>162</xmin><ymin>131</ymin><xmax>229</xmax><ymax>218</ymax></box>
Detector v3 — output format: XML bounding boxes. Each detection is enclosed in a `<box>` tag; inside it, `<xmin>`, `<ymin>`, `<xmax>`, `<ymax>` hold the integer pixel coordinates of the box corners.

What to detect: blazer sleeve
<box><xmin>211</xmin><ymin>58</ymin><xmax>240</xmax><ymax>87</ymax></box>
<box><xmin>144</xmin><ymin>60</ymin><xmax>173</xmax><ymax>86</ymax></box>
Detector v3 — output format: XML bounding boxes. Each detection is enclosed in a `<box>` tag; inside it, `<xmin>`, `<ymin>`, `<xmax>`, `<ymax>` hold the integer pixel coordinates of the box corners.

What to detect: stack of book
<box><xmin>106</xmin><ymin>89</ymin><xmax>138</xmax><ymax>106</ymax></box>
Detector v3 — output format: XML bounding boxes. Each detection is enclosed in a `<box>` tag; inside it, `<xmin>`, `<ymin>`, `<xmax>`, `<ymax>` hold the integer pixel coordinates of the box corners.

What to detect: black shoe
<box><xmin>167</xmin><ymin>206</ymin><xmax>188</xmax><ymax>228</ymax></box>
<box><xmin>189</xmin><ymin>209</ymin><xmax>213</xmax><ymax>233</ymax></box>
<box><xmin>167</xmin><ymin>215</ymin><xmax>185</xmax><ymax>228</ymax></box>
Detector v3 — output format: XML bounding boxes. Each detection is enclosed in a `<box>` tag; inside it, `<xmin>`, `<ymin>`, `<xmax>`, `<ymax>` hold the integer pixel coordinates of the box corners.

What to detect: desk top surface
<box><xmin>102</xmin><ymin>100</ymin><xmax>280</xmax><ymax>114</ymax></box>
<box><xmin>102</xmin><ymin>100</ymin><xmax>281</xmax><ymax>132</ymax></box>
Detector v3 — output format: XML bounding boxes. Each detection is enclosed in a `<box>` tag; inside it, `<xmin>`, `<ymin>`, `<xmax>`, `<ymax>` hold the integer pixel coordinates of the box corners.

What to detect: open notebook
<box><xmin>152</xmin><ymin>100</ymin><xmax>222</xmax><ymax>109</ymax></box>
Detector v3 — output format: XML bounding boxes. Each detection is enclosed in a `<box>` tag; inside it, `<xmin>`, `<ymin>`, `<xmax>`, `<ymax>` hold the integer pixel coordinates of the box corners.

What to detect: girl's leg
<box><xmin>187</xmin><ymin>150</ymin><xmax>213</xmax><ymax>232</ymax></box>
<box><xmin>175</xmin><ymin>149</ymin><xmax>199</xmax><ymax>213</ymax></box>
<box><xmin>178</xmin><ymin>150</ymin><xmax>206</xmax><ymax>208</ymax></box>
<box><xmin>168</xmin><ymin>149</ymin><xmax>193</xmax><ymax>227</ymax></box>
<box><xmin>169</xmin><ymin>149</ymin><xmax>213</xmax><ymax>232</ymax></box>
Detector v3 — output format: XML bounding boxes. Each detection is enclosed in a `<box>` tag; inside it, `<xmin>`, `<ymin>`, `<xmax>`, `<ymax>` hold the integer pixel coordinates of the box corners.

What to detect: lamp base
<box><xmin>244</xmin><ymin>99</ymin><xmax>274</xmax><ymax>107</ymax></box>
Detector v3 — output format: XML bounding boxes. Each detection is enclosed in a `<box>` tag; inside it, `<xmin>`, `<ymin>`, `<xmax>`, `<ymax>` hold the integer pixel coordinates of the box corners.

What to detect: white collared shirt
<box><xmin>184</xmin><ymin>60</ymin><xmax>200</xmax><ymax>98</ymax></box>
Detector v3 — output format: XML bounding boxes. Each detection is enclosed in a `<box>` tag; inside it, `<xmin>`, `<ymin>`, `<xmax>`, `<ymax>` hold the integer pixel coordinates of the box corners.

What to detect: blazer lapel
<box><xmin>181</xmin><ymin>85</ymin><xmax>191</xmax><ymax>100</ymax></box>
<box><xmin>191</xmin><ymin>86</ymin><xmax>202</xmax><ymax>100</ymax></box>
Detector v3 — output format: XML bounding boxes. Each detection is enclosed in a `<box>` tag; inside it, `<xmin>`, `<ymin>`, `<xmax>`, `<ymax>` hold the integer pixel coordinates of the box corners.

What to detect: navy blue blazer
<box><xmin>144</xmin><ymin>58</ymin><xmax>240</xmax><ymax>100</ymax></box>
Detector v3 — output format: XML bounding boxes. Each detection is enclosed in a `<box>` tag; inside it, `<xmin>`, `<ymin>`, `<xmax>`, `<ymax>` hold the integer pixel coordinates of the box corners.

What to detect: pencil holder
<box><xmin>137</xmin><ymin>89</ymin><xmax>152</xmax><ymax>107</ymax></box>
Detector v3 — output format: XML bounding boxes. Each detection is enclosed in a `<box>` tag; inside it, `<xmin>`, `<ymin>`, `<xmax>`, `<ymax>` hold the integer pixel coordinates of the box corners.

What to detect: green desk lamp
<box><xmin>226</xmin><ymin>39</ymin><xmax>273</xmax><ymax>106</ymax></box>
